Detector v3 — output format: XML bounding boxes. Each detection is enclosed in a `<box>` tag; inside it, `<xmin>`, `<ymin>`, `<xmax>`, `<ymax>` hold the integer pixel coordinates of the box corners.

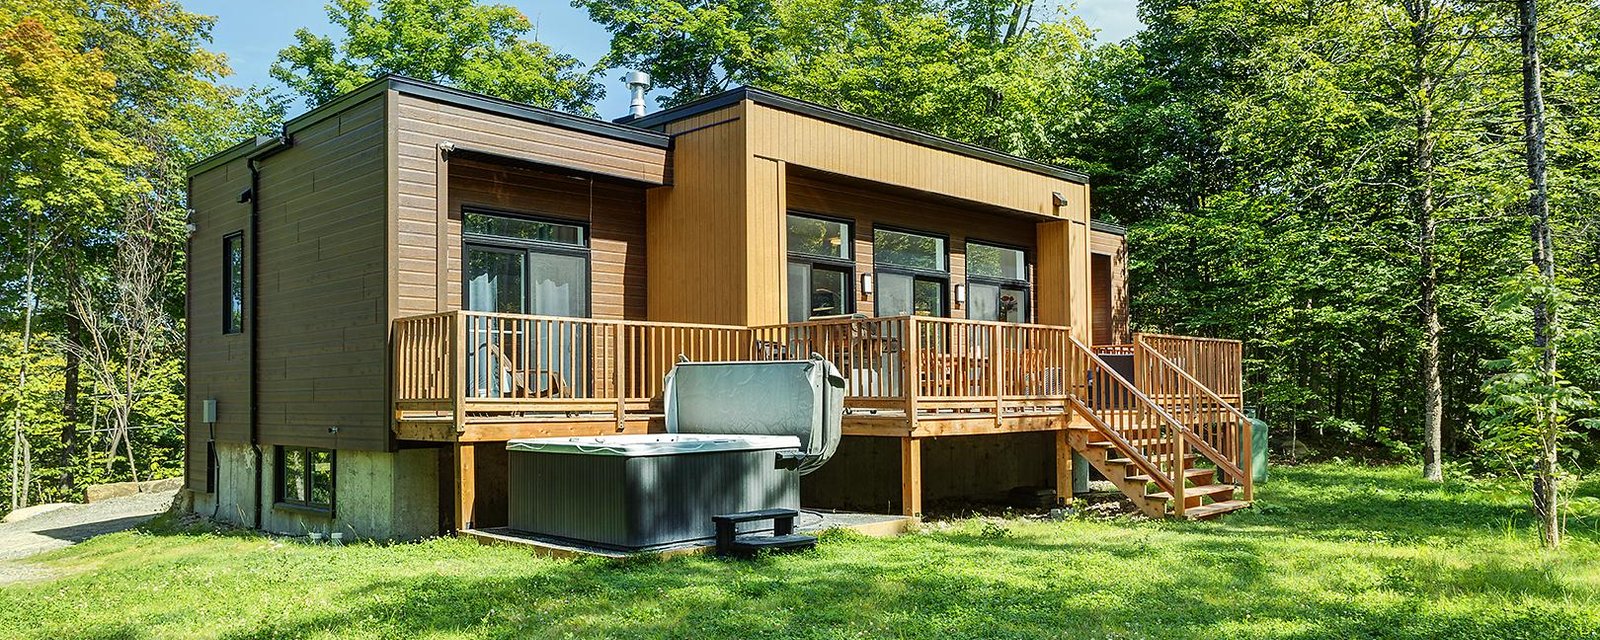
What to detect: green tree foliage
<box><xmin>272</xmin><ymin>0</ymin><xmax>602</xmax><ymax>112</ymax></box>
<box><xmin>1</xmin><ymin>0</ymin><xmax>280</xmax><ymax>511</ymax></box>
<box><xmin>575</xmin><ymin>0</ymin><xmax>1098</xmax><ymax>153</ymax></box>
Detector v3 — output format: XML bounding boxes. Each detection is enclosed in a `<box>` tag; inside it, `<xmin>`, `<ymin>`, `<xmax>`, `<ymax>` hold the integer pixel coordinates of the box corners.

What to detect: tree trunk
<box><xmin>1412</xmin><ymin>4</ymin><xmax>1445</xmax><ymax>483</ymax></box>
<box><xmin>1519</xmin><ymin>0</ymin><xmax>1559</xmax><ymax>548</ymax></box>
<box><xmin>61</xmin><ymin>306</ymin><xmax>82</xmax><ymax>494</ymax></box>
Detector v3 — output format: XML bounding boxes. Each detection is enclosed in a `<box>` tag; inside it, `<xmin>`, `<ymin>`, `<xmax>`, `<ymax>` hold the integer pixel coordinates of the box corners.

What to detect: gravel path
<box><xmin>0</xmin><ymin>490</ymin><xmax>176</xmax><ymax>585</ymax></box>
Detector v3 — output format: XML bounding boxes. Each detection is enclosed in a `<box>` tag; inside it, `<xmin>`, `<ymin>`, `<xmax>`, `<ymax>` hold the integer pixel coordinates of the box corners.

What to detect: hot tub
<box><xmin>507</xmin><ymin>433</ymin><xmax>801</xmax><ymax>550</ymax></box>
<box><xmin>506</xmin><ymin>357</ymin><xmax>844</xmax><ymax>550</ymax></box>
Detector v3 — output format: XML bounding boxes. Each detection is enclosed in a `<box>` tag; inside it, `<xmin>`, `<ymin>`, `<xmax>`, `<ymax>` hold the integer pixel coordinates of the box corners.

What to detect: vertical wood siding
<box><xmin>1089</xmin><ymin>230</ymin><xmax>1129</xmax><ymax>345</ymax></box>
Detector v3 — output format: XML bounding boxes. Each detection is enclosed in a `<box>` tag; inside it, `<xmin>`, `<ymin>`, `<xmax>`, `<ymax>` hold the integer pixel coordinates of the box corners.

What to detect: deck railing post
<box><xmin>991</xmin><ymin>323</ymin><xmax>1004</xmax><ymax>426</ymax></box>
<box><xmin>614</xmin><ymin>324</ymin><xmax>627</xmax><ymax>432</ymax></box>
<box><xmin>1172</xmin><ymin>427</ymin><xmax>1187</xmax><ymax>518</ymax></box>
<box><xmin>451</xmin><ymin>311</ymin><xmax>466</xmax><ymax>433</ymax></box>
<box><xmin>1241</xmin><ymin>418</ymin><xmax>1254</xmax><ymax>502</ymax></box>
<box><xmin>904</xmin><ymin>316</ymin><xmax>919</xmax><ymax>430</ymax></box>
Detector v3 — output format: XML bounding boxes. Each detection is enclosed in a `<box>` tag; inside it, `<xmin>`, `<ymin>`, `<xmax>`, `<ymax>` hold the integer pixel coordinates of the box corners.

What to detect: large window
<box><xmin>786</xmin><ymin>213</ymin><xmax>854</xmax><ymax>322</ymax></box>
<box><xmin>223</xmin><ymin>232</ymin><xmax>244</xmax><ymax>334</ymax></box>
<box><xmin>966</xmin><ymin>241</ymin><xmax>1030</xmax><ymax>323</ymax></box>
<box><xmin>276</xmin><ymin>446</ymin><xmax>334</xmax><ymax>512</ymax></box>
<box><xmin>874</xmin><ymin>227</ymin><xmax>947</xmax><ymax>317</ymax></box>
<box><xmin>464</xmin><ymin>211</ymin><xmax>589</xmax><ymax>317</ymax></box>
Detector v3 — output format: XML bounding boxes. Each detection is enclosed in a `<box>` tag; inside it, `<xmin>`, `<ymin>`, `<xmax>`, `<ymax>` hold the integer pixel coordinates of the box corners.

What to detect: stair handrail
<box><xmin>1066</xmin><ymin>336</ymin><xmax>1206</xmax><ymax>496</ymax></box>
<box><xmin>1135</xmin><ymin>341</ymin><xmax>1253</xmax><ymax>497</ymax></box>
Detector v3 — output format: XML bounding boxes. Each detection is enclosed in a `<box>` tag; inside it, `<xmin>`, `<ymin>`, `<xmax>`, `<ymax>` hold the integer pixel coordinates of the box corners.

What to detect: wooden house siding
<box><xmin>744</xmin><ymin>102</ymin><xmax>1087</xmax><ymax>222</ymax></box>
<box><xmin>786</xmin><ymin>172</ymin><xmax>1037</xmax><ymax>320</ymax></box>
<box><xmin>185</xmin><ymin>157</ymin><xmax>253</xmax><ymax>488</ymax></box>
<box><xmin>393</xmin><ymin>93</ymin><xmax>668</xmax><ymax>318</ymax></box>
<box><xmin>253</xmin><ymin>94</ymin><xmax>391</xmax><ymax>451</ymax></box>
<box><xmin>645</xmin><ymin>104</ymin><xmax>756</xmax><ymax>325</ymax></box>
<box><xmin>1089</xmin><ymin>229</ymin><xmax>1129</xmax><ymax>344</ymax></box>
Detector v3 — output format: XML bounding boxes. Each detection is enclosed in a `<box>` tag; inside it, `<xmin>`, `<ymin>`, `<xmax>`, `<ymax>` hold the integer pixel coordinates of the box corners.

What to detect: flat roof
<box><xmin>1091</xmin><ymin>221</ymin><xmax>1127</xmax><ymax>236</ymax></box>
<box><xmin>188</xmin><ymin>75</ymin><xmax>672</xmax><ymax>176</ymax></box>
<box><xmin>629</xmin><ymin>86</ymin><xmax>1091</xmax><ymax>185</ymax></box>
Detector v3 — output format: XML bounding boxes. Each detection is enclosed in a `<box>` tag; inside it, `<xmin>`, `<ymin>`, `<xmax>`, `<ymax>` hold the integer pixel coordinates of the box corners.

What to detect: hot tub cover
<box><xmin>663</xmin><ymin>355</ymin><xmax>845</xmax><ymax>475</ymax></box>
<box><xmin>506</xmin><ymin>433</ymin><xmax>800</xmax><ymax>457</ymax></box>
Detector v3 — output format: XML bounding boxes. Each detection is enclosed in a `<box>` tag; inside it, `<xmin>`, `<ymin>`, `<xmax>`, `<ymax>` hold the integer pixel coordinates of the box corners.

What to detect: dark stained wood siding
<box><xmin>786</xmin><ymin>172</ymin><xmax>1037</xmax><ymax>320</ymax></box>
<box><xmin>254</xmin><ymin>95</ymin><xmax>391</xmax><ymax>451</ymax></box>
<box><xmin>393</xmin><ymin>94</ymin><xmax>667</xmax><ymax>318</ymax></box>
<box><xmin>447</xmin><ymin>158</ymin><xmax>648</xmax><ymax>319</ymax></box>
<box><xmin>186</xmin><ymin>157</ymin><xmax>254</xmax><ymax>488</ymax></box>
<box><xmin>1089</xmin><ymin>229</ymin><xmax>1129</xmax><ymax>344</ymax></box>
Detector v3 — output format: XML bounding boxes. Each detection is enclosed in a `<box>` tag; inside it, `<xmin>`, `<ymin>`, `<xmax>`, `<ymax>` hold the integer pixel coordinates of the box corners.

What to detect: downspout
<box><xmin>245</xmin><ymin>126</ymin><xmax>293</xmax><ymax>530</ymax></box>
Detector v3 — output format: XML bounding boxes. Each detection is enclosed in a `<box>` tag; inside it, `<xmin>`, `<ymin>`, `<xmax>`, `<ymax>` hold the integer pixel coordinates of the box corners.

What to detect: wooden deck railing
<box><xmin>1131</xmin><ymin>338</ymin><xmax>1254</xmax><ymax>500</ymax></box>
<box><xmin>1136</xmin><ymin>334</ymin><xmax>1243</xmax><ymax>401</ymax></box>
<box><xmin>394</xmin><ymin>310</ymin><xmax>757</xmax><ymax>427</ymax></box>
<box><xmin>394</xmin><ymin>311</ymin><xmax>1245</xmax><ymax>467</ymax></box>
<box><xmin>750</xmin><ymin>316</ymin><xmax>1075</xmax><ymax>423</ymax></box>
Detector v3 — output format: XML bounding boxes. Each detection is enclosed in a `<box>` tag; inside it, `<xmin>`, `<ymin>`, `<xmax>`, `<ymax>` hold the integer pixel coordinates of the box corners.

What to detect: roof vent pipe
<box><xmin>625</xmin><ymin>71</ymin><xmax>651</xmax><ymax>118</ymax></box>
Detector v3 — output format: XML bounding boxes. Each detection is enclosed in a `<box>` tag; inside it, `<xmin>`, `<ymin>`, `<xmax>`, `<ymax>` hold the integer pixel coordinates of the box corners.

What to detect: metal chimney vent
<box><xmin>625</xmin><ymin>71</ymin><xmax>651</xmax><ymax>118</ymax></box>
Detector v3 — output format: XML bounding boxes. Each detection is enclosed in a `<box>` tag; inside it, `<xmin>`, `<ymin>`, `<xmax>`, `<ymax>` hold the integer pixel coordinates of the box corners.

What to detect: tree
<box><xmin>273</xmin><ymin>0</ymin><xmax>602</xmax><ymax>113</ymax></box>
<box><xmin>1518</xmin><ymin>0</ymin><xmax>1558</xmax><ymax>547</ymax></box>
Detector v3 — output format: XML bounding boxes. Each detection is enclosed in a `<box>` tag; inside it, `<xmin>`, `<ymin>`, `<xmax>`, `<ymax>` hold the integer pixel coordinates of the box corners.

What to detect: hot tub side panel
<box><xmin>623</xmin><ymin>450</ymin><xmax>801</xmax><ymax>548</ymax></box>
<box><xmin>507</xmin><ymin>451</ymin><xmax>630</xmax><ymax>545</ymax></box>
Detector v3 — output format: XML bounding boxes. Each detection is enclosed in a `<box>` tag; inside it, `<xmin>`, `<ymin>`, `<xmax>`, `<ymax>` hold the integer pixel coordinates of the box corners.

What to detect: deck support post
<box><xmin>900</xmin><ymin>436</ymin><xmax>923</xmax><ymax>517</ymax></box>
<box><xmin>1054</xmin><ymin>429</ymin><xmax>1072</xmax><ymax>505</ymax></box>
<box><xmin>454</xmin><ymin>442</ymin><xmax>476</xmax><ymax>531</ymax></box>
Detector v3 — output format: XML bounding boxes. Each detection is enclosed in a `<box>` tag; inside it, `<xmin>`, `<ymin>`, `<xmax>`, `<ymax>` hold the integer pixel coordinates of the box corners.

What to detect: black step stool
<box><xmin>712</xmin><ymin>508</ymin><xmax>817</xmax><ymax>557</ymax></box>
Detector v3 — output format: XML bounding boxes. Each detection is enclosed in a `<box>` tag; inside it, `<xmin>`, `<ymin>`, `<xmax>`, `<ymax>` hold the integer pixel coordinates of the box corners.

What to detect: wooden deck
<box><xmin>391</xmin><ymin>311</ymin><xmax>1254</xmax><ymax>526</ymax></box>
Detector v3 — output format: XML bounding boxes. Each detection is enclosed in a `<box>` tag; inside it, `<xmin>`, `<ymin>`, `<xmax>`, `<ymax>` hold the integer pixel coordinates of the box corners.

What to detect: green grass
<box><xmin>4</xmin><ymin>463</ymin><xmax>1600</xmax><ymax>639</ymax></box>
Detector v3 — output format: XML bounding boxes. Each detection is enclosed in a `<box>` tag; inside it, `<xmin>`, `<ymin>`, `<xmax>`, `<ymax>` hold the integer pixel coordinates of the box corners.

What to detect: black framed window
<box><xmin>966</xmin><ymin>241</ymin><xmax>1030</xmax><ymax>323</ymax></box>
<box><xmin>874</xmin><ymin>227</ymin><xmax>948</xmax><ymax>317</ymax></box>
<box><xmin>223</xmin><ymin>232</ymin><xmax>244</xmax><ymax>334</ymax></box>
<box><xmin>463</xmin><ymin>210</ymin><xmax>590</xmax><ymax>318</ymax></box>
<box><xmin>786</xmin><ymin>213</ymin><xmax>854</xmax><ymax>321</ymax></box>
<box><xmin>276</xmin><ymin>446</ymin><xmax>334</xmax><ymax>512</ymax></box>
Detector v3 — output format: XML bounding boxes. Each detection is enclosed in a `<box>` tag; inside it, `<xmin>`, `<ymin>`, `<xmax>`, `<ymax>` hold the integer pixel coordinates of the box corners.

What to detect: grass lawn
<box><xmin>3</xmin><ymin>463</ymin><xmax>1600</xmax><ymax>639</ymax></box>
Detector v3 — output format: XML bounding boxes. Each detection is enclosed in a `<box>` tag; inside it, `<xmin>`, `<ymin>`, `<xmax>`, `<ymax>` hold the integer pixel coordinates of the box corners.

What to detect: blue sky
<box><xmin>186</xmin><ymin>0</ymin><xmax>1143</xmax><ymax>119</ymax></box>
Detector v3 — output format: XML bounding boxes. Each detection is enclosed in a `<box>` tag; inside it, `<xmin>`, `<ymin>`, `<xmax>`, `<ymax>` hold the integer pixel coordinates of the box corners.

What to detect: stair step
<box><xmin>1106</xmin><ymin>454</ymin><xmax>1196</xmax><ymax>466</ymax></box>
<box><xmin>1146</xmin><ymin>484</ymin><xmax>1236</xmax><ymax>502</ymax></box>
<box><xmin>1126</xmin><ymin>468</ymin><xmax>1215</xmax><ymax>484</ymax></box>
<box><xmin>1182</xmin><ymin>500</ymin><xmax>1251</xmax><ymax>520</ymax></box>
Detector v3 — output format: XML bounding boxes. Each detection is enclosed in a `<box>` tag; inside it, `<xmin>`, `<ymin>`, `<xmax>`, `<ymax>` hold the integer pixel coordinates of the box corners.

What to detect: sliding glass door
<box><xmin>463</xmin><ymin>210</ymin><xmax>591</xmax><ymax>398</ymax></box>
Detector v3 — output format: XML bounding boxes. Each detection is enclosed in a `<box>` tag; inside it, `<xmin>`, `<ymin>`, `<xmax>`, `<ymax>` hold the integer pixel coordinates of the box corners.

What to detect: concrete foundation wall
<box><xmin>189</xmin><ymin>442</ymin><xmax>441</xmax><ymax>540</ymax></box>
<box><xmin>802</xmin><ymin>433</ymin><xmax>1055</xmax><ymax>513</ymax></box>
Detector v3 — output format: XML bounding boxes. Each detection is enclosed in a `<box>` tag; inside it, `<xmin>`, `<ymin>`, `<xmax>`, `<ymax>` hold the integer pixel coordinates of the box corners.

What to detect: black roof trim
<box><xmin>630</xmin><ymin>86</ymin><xmax>1090</xmax><ymax>185</ymax></box>
<box><xmin>189</xmin><ymin>75</ymin><xmax>671</xmax><ymax>176</ymax></box>
<box><xmin>1091</xmin><ymin>221</ymin><xmax>1127</xmax><ymax>236</ymax></box>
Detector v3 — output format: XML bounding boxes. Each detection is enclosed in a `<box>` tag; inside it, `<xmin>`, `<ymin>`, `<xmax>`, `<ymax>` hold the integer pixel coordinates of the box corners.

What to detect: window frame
<box><xmin>274</xmin><ymin>445</ymin><xmax>335</xmax><ymax>515</ymax></box>
<box><xmin>461</xmin><ymin>207</ymin><xmax>593</xmax><ymax>318</ymax></box>
<box><xmin>965</xmin><ymin>239</ymin><xmax>1032</xmax><ymax>323</ymax></box>
<box><xmin>222</xmin><ymin>231</ymin><xmax>244</xmax><ymax>334</ymax></box>
<box><xmin>786</xmin><ymin>211</ymin><xmax>856</xmax><ymax>320</ymax></box>
<box><xmin>872</xmin><ymin>224</ymin><xmax>950</xmax><ymax>318</ymax></box>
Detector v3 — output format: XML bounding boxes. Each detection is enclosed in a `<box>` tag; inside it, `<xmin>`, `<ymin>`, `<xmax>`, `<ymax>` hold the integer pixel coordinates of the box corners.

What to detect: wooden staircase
<box><xmin>1063</xmin><ymin>337</ymin><xmax>1254</xmax><ymax>520</ymax></box>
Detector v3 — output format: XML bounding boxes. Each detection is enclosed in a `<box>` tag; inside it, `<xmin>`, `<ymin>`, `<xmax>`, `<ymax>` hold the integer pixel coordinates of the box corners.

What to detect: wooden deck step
<box><xmin>1107</xmin><ymin>454</ymin><xmax>1196</xmax><ymax>467</ymax></box>
<box><xmin>1182</xmin><ymin>500</ymin><xmax>1252</xmax><ymax>520</ymax></box>
<box><xmin>1146</xmin><ymin>484</ymin><xmax>1236</xmax><ymax>502</ymax></box>
<box><xmin>1126</xmin><ymin>468</ymin><xmax>1215</xmax><ymax>484</ymax></box>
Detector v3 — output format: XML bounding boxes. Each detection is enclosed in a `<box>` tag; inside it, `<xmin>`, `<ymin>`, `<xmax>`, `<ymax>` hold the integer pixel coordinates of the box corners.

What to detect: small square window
<box><xmin>276</xmin><ymin>446</ymin><xmax>333</xmax><ymax>512</ymax></box>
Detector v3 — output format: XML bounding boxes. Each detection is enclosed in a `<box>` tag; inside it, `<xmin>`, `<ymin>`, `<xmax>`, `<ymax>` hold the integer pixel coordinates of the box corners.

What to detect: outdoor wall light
<box><xmin>861</xmin><ymin>273</ymin><xmax>874</xmax><ymax>298</ymax></box>
<box><xmin>954</xmin><ymin>284</ymin><xmax>966</xmax><ymax>306</ymax></box>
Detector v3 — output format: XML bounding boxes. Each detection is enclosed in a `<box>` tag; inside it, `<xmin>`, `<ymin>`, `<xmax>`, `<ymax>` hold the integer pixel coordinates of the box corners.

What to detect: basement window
<box><xmin>276</xmin><ymin>446</ymin><xmax>334</xmax><ymax>513</ymax></box>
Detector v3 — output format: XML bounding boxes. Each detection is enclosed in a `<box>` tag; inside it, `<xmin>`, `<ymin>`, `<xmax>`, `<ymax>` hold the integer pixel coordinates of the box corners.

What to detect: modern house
<box><xmin>184</xmin><ymin>75</ymin><xmax>1253</xmax><ymax>540</ymax></box>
